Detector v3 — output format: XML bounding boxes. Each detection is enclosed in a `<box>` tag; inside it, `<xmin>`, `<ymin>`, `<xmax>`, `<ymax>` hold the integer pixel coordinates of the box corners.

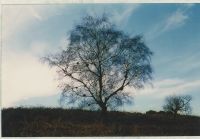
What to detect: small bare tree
<box><xmin>163</xmin><ymin>95</ymin><xmax>192</xmax><ymax>115</ymax></box>
<box><xmin>44</xmin><ymin>15</ymin><xmax>153</xmax><ymax>114</ymax></box>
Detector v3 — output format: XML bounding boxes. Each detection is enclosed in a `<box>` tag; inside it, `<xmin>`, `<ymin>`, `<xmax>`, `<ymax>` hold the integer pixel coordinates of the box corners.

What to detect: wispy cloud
<box><xmin>2</xmin><ymin>5</ymin><xmax>65</xmax><ymax>42</ymax></box>
<box><xmin>146</xmin><ymin>4</ymin><xmax>194</xmax><ymax>41</ymax></box>
<box><xmin>162</xmin><ymin>9</ymin><xmax>188</xmax><ymax>32</ymax></box>
<box><xmin>86</xmin><ymin>4</ymin><xmax>140</xmax><ymax>27</ymax></box>
<box><xmin>169</xmin><ymin>52</ymin><xmax>200</xmax><ymax>74</ymax></box>
<box><xmin>13</xmin><ymin>94</ymin><xmax>61</xmax><ymax>108</ymax></box>
<box><xmin>125</xmin><ymin>78</ymin><xmax>200</xmax><ymax>98</ymax></box>
<box><xmin>111</xmin><ymin>5</ymin><xmax>140</xmax><ymax>26</ymax></box>
<box><xmin>2</xmin><ymin>6</ymin><xmax>42</xmax><ymax>41</ymax></box>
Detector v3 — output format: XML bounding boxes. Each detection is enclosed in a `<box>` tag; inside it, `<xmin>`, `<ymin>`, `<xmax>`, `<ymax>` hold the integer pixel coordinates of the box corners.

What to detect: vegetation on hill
<box><xmin>2</xmin><ymin>107</ymin><xmax>200</xmax><ymax>136</ymax></box>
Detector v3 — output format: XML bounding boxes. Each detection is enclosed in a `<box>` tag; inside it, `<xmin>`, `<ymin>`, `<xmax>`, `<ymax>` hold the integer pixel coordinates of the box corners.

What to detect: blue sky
<box><xmin>2</xmin><ymin>4</ymin><xmax>200</xmax><ymax>115</ymax></box>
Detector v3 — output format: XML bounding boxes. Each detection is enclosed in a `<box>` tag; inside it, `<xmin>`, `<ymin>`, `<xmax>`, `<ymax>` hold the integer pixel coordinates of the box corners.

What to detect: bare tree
<box><xmin>44</xmin><ymin>15</ymin><xmax>153</xmax><ymax>114</ymax></box>
<box><xmin>163</xmin><ymin>95</ymin><xmax>192</xmax><ymax>115</ymax></box>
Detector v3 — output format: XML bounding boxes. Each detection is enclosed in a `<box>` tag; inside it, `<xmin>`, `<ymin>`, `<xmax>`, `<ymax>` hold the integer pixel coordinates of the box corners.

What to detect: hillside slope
<box><xmin>2</xmin><ymin>108</ymin><xmax>200</xmax><ymax>136</ymax></box>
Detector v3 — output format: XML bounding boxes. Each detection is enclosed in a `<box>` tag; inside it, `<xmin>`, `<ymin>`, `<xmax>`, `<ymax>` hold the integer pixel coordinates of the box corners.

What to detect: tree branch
<box><xmin>56</xmin><ymin>64</ymin><xmax>100</xmax><ymax>104</ymax></box>
<box><xmin>105</xmin><ymin>68</ymin><xmax>129</xmax><ymax>102</ymax></box>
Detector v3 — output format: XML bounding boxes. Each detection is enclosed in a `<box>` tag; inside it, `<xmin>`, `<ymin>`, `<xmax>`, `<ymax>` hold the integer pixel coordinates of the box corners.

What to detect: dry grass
<box><xmin>2</xmin><ymin>107</ymin><xmax>200</xmax><ymax>136</ymax></box>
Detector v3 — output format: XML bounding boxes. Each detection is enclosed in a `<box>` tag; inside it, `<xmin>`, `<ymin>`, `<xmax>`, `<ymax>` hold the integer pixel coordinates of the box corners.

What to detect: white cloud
<box><xmin>30</xmin><ymin>41</ymin><xmax>50</xmax><ymax>56</ymax></box>
<box><xmin>1</xmin><ymin>5</ymin><xmax>68</xmax><ymax>107</ymax></box>
<box><xmin>2</xmin><ymin>48</ymin><xmax>60</xmax><ymax>107</ymax></box>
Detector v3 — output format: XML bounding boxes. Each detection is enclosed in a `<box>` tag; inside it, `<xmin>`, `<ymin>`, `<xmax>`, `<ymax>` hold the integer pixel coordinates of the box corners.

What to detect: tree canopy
<box><xmin>163</xmin><ymin>95</ymin><xmax>192</xmax><ymax>115</ymax></box>
<box><xmin>44</xmin><ymin>15</ymin><xmax>153</xmax><ymax>113</ymax></box>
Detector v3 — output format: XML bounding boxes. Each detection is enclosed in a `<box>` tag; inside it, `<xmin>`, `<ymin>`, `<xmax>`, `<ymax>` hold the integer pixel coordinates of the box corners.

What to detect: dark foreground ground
<box><xmin>2</xmin><ymin>107</ymin><xmax>200</xmax><ymax>136</ymax></box>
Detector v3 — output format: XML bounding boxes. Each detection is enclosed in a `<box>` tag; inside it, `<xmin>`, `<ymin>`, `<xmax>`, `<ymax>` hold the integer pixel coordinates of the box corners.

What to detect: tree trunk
<box><xmin>174</xmin><ymin>110</ymin><xmax>178</xmax><ymax>115</ymax></box>
<box><xmin>173</xmin><ymin>110</ymin><xmax>178</xmax><ymax>118</ymax></box>
<box><xmin>101</xmin><ymin>105</ymin><xmax>107</xmax><ymax>115</ymax></box>
<box><xmin>100</xmin><ymin>105</ymin><xmax>108</xmax><ymax>123</ymax></box>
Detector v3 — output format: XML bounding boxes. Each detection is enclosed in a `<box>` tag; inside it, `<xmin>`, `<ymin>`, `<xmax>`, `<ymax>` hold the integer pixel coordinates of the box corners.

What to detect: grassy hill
<box><xmin>2</xmin><ymin>107</ymin><xmax>200</xmax><ymax>136</ymax></box>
